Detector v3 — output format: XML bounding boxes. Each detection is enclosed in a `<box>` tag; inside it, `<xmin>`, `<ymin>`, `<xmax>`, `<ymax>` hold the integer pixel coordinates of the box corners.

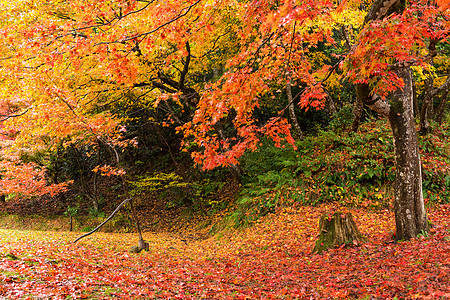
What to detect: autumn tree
<box><xmin>183</xmin><ymin>0</ymin><xmax>449</xmax><ymax>240</ymax></box>
<box><xmin>0</xmin><ymin>0</ymin><xmax>239</xmax><ymax>192</ymax></box>
<box><xmin>0</xmin><ymin>0</ymin><xmax>448</xmax><ymax>241</ymax></box>
<box><xmin>349</xmin><ymin>0</ymin><xmax>448</xmax><ymax>239</ymax></box>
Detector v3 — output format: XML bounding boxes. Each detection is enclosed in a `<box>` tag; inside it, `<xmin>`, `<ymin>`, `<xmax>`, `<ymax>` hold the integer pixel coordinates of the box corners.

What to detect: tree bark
<box><xmin>419</xmin><ymin>74</ymin><xmax>433</xmax><ymax>135</ymax></box>
<box><xmin>388</xmin><ymin>68</ymin><xmax>428</xmax><ymax>240</ymax></box>
<box><xmin>357</xmin><ymin>70</ymin><xmax>428</xmax><ymax>240</ymax></box>
<box><xmin>435</xmin><ymin>91</ymin><xmax>448</xmax><ymax>124</ymax></box>
<box><xmin>355</xmin><ymin>0</ymin><xmax>429</xmax><ymax>241</ymax></box>
<box><xmin>313</xmin><ymin>212</ymin><xmax>368</xmax><ymax>254</ymax></box>
<box><xmin>286</xmin><ymin>73</ymin><xmax>304</xmax><ymax>139</ymax></box>
<box><xmin>351</xmin><ymin>97</ymin><xmax>364</xmax><ymax>132</ymax></box>
<box><xmin>413</xmin><ymin>80</ymin><xmax>419</xmax><ymax>117</ymax></box>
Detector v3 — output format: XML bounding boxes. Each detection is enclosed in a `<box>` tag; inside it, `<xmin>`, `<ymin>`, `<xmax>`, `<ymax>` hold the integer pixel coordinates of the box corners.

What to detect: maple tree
<box><xmin>0</xmin><ymin>3</ymin><xmax>449</xmax><ymax>298</ymax></box>
<box><xmin>0</xmin><ymin>0</ymin><xmax>448</xmax><ymax>241</ymax></box>
<box><xmin>349</xmin><ymin>0</ymin><xmax>448</xmax><ymax>240</ymax></box>
<box><xmin>185</xmin><ymin>0</ymin><xmax>449</xmax><ymax>240</ymax></box>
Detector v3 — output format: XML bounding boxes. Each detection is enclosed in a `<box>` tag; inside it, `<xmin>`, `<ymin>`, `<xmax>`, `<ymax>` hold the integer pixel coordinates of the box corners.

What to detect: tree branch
<box><xmin>0</xmin><ymin>107</ymin><xmax>31</xmax><ymax>122</ymax></box>
<box><xmin>431</xmin><ymin>73</ymin><xmax>450</xmax><ymax>98</ymax></box>
<box><xmin>364</xmin><ymin>0</ymin><xmax>400</xmax><ymax>23</ymax></box>
<box><xmin>73</xmin><ymin>198</ymin><xmax>131</xmax><ymax>243</ymax></box>
<box><xmin>179</xmin><ymin>42</ymin><xmax>191</xmax><ymax>91</ymax></box>
<box><xmin>95</xmin><ymin>0</ymin><xmax>201</xmax><ymax>46</ymax></box>
<box><xmin>151</xmin><ymin>80</ymin><xmax>177</xmax><ymax>93</ymax></box>
<box><xmin>355</xmin><ymin>0</ymin><xmax>404</xmax><ymax>117</ymax></box>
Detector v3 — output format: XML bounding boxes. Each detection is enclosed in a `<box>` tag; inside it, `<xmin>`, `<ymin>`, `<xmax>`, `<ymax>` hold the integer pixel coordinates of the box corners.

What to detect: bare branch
<box><xmin>0</xmin><ymin>107</ymin><xmax>31</xmax><ymax>122</ymax></box>
<box><xmin>49</xmin><ymin>1</ymin><xmax>156</xmax><ymax>44</ymax></box>
<box><xmin>179</xmin><ymin>42</ymin><xmax>191</xmax><ymax>90</ymax></box>
<box><xmin>73</xmin><ymin>198</ymin><xmax>131</xmax><ymax>243</ymax></box>
<box><xmin>96</xmin><ymin>0</ymin><xmax>201</xmax><ymax>46</ymax></box>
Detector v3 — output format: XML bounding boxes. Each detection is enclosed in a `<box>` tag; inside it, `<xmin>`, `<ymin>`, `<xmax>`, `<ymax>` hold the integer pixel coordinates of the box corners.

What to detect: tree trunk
<box><xmin>434</xmin><ymin>91</ymin><xmax>448</xmax><ymax>124</ymax></box>
<box><xmin>129</xmin><ymin>198</ymin><xmax>147</xmax><ymax>251</ymax></box>
<box><xmin>356</xmin><ymin>70</ymin><xmax>428</xmax><ymax>240</ymax></box>
<box><xmin>356</xmin><ymin>0</ymin><xmax>429</xmax><ymax>241</ymax></box>
<box><xmin>324</xmin><ymin>89</ymin><xmax>338</xmax><ymax>116</ymax></box>
<box><xmin>351</xmin><ymin>97</ymin><xmax>364</xmax><ymax>132</ymax></box>
<box><xmin>413</xmin><ymin>80</ymin><xmax>419</xmax><ymax>117</ymax></box>
<box><xmin>286</xmin><ymin>73</ymin><xmax>304</xmax><ymax>140</ymax></box>
<box><xmin>313</xmin><ymin>212</ymin><xmax>367</xmax><ymax>254</ymax></box>
<box><xmin>388</xmin><ymin>68</ymin><xmax>428</xmax><ymax>240</ymax></box>
<box><xmin>419</xmin><ymin>74</ymin><xmax>433</xmax><ymax>135</ymax></box>
<box><xmin>214</xmin><ymin>124</ymin><xmax>245</xmax><ymax>182</ymax></box>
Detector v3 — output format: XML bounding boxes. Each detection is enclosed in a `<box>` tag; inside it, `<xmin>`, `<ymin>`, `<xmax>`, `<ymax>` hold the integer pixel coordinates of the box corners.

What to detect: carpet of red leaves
<box><xmin>0</xmin><ymin>204</ymin><xmax>448</xmax><ymax>299</ymax></box>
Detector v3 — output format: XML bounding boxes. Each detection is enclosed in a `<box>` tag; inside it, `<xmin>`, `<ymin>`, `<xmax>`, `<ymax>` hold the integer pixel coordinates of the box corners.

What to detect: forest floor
<box><xmin>0</xmin><ymin>202</ymin><xmax>449</xmax><ymax>299</ymax></box>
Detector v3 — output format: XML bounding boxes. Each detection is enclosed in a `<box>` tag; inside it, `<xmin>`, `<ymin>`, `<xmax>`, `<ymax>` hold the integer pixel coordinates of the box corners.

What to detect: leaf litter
<box><xmin>0</xmin><ymin>203</ymin><xmax>448</xmax><ymax>299</ymax></box>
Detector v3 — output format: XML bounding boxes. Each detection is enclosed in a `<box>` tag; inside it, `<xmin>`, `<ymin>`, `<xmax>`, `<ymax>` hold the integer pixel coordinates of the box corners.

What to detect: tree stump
<box><xmin>312</xmin><ymin>212</ymin><xmax>368</xmax><ymax>254</ymax></box>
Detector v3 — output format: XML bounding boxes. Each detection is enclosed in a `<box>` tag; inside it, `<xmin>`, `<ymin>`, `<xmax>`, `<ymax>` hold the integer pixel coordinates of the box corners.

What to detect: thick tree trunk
<box><xmin>356</xmin><ymin>70</ymin><xmax>428</xmax><ymax>240</ymax></box>
<box><xmin>313</xmin><ymin>212</ymin><xmax>367</xmax><ymax>254</ymax></box>
<box><xmin>356</xmin><ymin>0</ymin><xmax>429</xmax><ymax>241</ymax></box>
<box><xmin>388</xmin><ymin>68</ymin><xmax>428</xmax><ymax>240</ymax></box>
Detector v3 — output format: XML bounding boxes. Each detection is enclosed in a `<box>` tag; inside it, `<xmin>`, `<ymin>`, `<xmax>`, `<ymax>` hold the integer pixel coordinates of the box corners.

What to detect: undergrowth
<box><xmin>233</xmin><ymin>119</ymin><xmax>450</xmax><ymax>227</ymax></box>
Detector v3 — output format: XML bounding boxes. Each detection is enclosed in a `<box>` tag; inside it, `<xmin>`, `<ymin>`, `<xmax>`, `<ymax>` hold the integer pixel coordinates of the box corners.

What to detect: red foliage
<box><xmin>0</xmin><ymin>204</ymin><xmax>448</xmax><ymax>299</ymax></box>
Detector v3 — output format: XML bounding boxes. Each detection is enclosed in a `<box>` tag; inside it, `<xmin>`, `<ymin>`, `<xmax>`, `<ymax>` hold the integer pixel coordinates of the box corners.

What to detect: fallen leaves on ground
<box><xmin>0</xmin><ymin>204</ymin><xmax>449</xmax><ymax>299</ymax></box>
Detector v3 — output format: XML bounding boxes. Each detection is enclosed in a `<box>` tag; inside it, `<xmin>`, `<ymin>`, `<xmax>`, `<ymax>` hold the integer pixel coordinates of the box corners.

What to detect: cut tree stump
<box><xmin>312</xmin><ymin>212</ymin><xmax>368</xmax><ymax>254</ymax></box>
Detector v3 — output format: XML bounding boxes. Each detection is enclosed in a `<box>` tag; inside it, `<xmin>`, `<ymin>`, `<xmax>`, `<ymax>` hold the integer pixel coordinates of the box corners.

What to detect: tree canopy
<box><xmin>0</xmin><ymin>0</ymin><xmax>448</xmax><ymax>238</ymax></box>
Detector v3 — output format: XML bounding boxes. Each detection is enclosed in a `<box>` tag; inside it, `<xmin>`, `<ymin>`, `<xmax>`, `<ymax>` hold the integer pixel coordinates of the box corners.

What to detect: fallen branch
<box><xmin>73</xmin><ymin>198</ymin><xmax>131</xmax><ymax>243</ymax></box>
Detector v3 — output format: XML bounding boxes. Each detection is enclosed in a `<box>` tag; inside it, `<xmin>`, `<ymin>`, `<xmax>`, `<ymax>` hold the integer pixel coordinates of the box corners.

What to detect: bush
<box><xmin>232</xmin><ymin>118</ymin><xmax>450</xmax><ymax>226</ymax></box>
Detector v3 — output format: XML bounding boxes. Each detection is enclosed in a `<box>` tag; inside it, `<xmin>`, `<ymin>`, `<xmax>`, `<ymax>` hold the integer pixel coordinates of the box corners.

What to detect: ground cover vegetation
<box><xmin>0</xmin><ymin>0</ymin><xmax>449</xmax><ymax>298</ymax></box>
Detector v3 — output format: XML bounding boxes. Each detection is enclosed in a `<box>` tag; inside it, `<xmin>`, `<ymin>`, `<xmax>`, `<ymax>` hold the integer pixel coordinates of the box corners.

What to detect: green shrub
<box><xmin>328</xmin><ymin>103</ymin><xmax>354</xmax><ymax>133</ymax></box>
<box><xmin>232</xmin><ymin>118</ymin><xmax>450</xmax><ymax>226</ymax></box>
